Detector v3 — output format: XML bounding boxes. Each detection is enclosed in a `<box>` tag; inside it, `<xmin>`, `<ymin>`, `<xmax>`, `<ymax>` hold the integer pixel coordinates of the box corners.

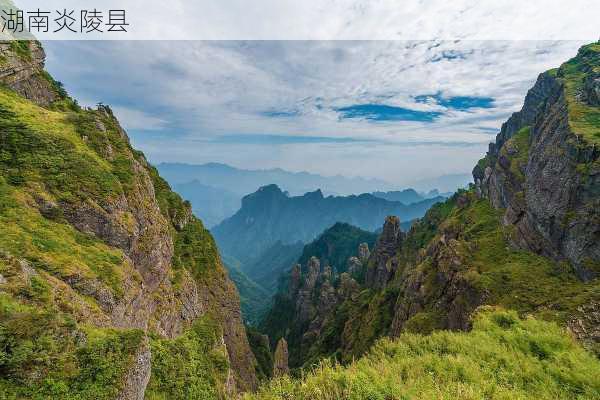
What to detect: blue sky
<box><xmin>43</xmin><ymin>40</ymin><xmax>587</xmax><ymax>188</ymax></box>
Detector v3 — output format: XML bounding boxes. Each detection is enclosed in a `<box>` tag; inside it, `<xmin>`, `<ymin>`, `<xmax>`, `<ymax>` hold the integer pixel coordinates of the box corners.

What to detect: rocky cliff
<box><xmin>0</xmin><ymin>40</ymin><xmax>257</xmax><ymax>399</ymax></box>
<box><xmin>259</xmin><ymin>42</ymin><xmax>600</xmax><ymax>368</ymax></box>
<box><xmin>473</xmin><ymin>43</ymin><xmax>599</xmax><ymax>281</ymax></box>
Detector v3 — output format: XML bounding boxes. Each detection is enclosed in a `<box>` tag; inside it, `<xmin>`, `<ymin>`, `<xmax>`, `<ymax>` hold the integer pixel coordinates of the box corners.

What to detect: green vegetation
<box><xmin>441</xmin><ymin>192</ymin><xmax>599</xmax><ymax>326</ymax></box>
<box><xmin>307</xmin><ymin>286</ymin><xmax>399</xmax><ymax>366</ymax></box>
<box><xmin>146</xmin><ymin>317</ymin><xmax>230</xmax><ymax>400</ymax></box>
<box><xmin>503</xmin><ymin>126</ymin><xmax>530</xmax><ymax>182</ymax></box>
<box><xmin>223</xmin><ymin>254</ymin><xmax>271</xmax><ymax>326</ymax></box>
<box><xmin>298</xmin><ymin>222</ymin><xmax>377</xmax><ymax>275</ymax></box>
<box><xmin>8</xmin><ymin>40</ymin><xmax>31</xmax><ymax>61</ymax></box>
<box><xmin>247</xmin><ymin>308</ymin><xmax>600</xmax><ymax>400</ymax></box>
<box><xmin>247</xmin><ymin>326</ymin><xmax>274</xmax><ymax>381</ymax></box>
<box><xmin>0</xmin><ymin>293</ymin><xmax>144</xmax><ymax>400</ymax></box>
<box><xmin>0</xmin><ymin>88</ymin><xmax>125</xmax><ymax>204</ymax></box>
<box><xmin>559</xmin><ymin>42</ymin><xmax>600</xmax><ymax>145</ymax></box>
<box><xmin>172</xmin><ymin>217</ymin><xmax>222</xmax><ymax>283</ymax></box>
<box><xmin>0</xmin><ymin>176</ymin><xmax>127</xmax><ymax>298</ymax></box>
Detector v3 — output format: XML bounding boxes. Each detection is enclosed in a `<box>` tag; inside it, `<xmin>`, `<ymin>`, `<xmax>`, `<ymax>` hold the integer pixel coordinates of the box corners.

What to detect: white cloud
<box><xmin>43</xmin><ymin>39</ymin><xmax>589</xmax><ymax>187</ymax></box>
<box><xmin>111</xmin><ymin>106</ymin><xmax>169</xmax><ymax>131</ymax></box>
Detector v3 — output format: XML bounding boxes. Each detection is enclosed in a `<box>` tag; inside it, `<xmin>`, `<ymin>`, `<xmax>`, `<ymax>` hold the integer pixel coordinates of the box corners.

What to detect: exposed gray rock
<box><xmin>0</xmin><ymin>41</ymin><xmax>57</xmax><ymax>106</ymax></box>
<box><xmin>366</xmin><ymin>216</ymin><xmax>403</xmax><ymax>289</ymax></box>
<box><xmin>289</xmin><ymin>263</ymin><xmax>302</xmax><ymax>295</ymax></box>
<box><xmin>358</xmin><ymin>242</ymin><xmax>370</xmax><ymax>263</ymax></box>
<box><xmin>474</xmin><ymin>64</ymin><xmax>599</xmax><ymax>280</ymax></box>
<box><xmin>568</xmin><ymin>301</ymin><xmax>600</xmax><ymax>354</ymax></box>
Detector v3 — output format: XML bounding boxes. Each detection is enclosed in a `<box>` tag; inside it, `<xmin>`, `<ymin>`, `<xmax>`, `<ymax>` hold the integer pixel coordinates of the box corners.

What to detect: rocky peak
<box><xmin>366</xmin><ymin>216</ymin><xmax>403</xmax><ymax>289</ymax></box>
<box><xmin>346</xmin><ymin>256</ymin><xmax>362</xmax><ymax>276</ymax></box>
<box><xmin>289</xmin><ymin>263</ymin><xmax>302</xmax><ymax>295</ymax></box>
<box><xmin>474</xmin><ymin>43</ymin><xmax>600</xmax><ymax>281</ymax></box>
<box><xmin>304</xmin><ymin>256</ymin><xmax>321</xmax><ymax>291</ymax></box>
<box><xmin>358</xmin><ymin>242</ymin><xmax>370</xmax><ymax>262</ymax></box>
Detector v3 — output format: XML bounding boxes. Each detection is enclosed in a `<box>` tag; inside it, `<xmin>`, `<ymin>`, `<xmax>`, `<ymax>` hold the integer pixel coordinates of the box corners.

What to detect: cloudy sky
<box><xmin>43</xmin><ymin>39</ymin><xmax>590</xmax><ymax>189</ymax></box>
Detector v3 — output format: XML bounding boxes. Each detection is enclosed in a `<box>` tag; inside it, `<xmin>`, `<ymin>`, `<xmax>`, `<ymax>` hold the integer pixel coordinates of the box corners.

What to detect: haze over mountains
<box><xmin>212</xmin><ymin>184</ymin><xmax>445</xmax><ymax>264</ymax></box>
<box><xmin>158</xmin><ymin>162</ymin><xmax>394</xmax><ymax>196</ymax></box>
<box><xmin>158</xmin><ymin>162</ymin><xmax>459</xmax><ymax>227</ymax></box>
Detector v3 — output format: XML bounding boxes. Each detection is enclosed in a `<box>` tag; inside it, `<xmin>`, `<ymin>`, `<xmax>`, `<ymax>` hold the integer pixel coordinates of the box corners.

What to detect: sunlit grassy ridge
<box><xmin>247</xmin><ymin>308</ymin><xmax>600</xmax><ymax>400</ymax></box>
<box><xmin>560</xmin><ymin>42</ymin><xmax>600</xmax><ymax>145</ymax></box>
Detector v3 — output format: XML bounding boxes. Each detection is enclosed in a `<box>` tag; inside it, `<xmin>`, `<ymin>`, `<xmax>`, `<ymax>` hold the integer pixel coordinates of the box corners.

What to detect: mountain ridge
<box><xmin>0</xmin><ymin>39</ymin><xmax>257</xmax><ymax>398</ymax></box>
<box><xmin>212</xmin><ymin>183</ymin><xmax>444</xmax><ymax>265</ymax></box>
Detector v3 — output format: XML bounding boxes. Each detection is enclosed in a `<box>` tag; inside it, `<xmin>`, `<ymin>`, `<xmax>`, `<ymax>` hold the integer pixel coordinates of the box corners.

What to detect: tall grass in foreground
<box><xmin>246</xmin><ymin>307</ymin><xmax>600</xmax><ymax>400</ymax></box>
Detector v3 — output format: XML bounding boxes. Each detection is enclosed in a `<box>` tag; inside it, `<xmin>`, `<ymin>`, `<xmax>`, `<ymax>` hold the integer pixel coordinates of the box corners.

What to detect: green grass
<box><xmin>145</xmin><ymin>317</ymin><xmax>230</xmax><ymax>400</ymax></box>
<box><xmin>172</xmin><ymin>217</ymin><xmax>222</xmax><ymax>283</ymax></box>
<box><xmin>444</xmin><ymin>194</ymin><xmax>599</xmax><ymax>325</ymax></box>
<box><xmin>559</xmin><ymin>42</ymin><xmax>600</xmax><ymax>145</ymax></box>
<box><xmin>0</xmin><ymin>176</ymin><xmax>128</xmax><ymax>298</ymax></box>
<box><xmin>246</xmin><ymin>308</ymin><xmax>600</xmax><ymax>400</ymax></box>
<box><xmin>8</xmin><ymin>41</ymin><xmax>31</xmax><ymax>61</ymax></box>
<box><xmin>0</xmin><ymin>87</ymin><xmax>124</xmax><ymax>204</ymax></box>
<box><xmin>0</xmin><ymin>294</ymin><xmax>144</xmax><ymax>400</ymax></box>
<box><xmin>503</xmin><ymin>126</ymin><xmax>530</xmax><ymax>182</ymax></box>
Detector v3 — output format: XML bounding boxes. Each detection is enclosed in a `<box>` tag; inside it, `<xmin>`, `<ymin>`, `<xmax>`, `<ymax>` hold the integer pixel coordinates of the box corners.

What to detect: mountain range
<box><xmin>0</xmin><ymin>35</ymin><xmax>598</xmax><ymax>400</ymax></box>
<box><xmin>158</xmin><ymin>163</ymin><xmax>458</xmax><ymax>227</ymax></box>
<box><xmin>212</xmin><ymin>184</ymin><xmax>444</xmax><ymax>264</ymax></box>
<box><xmin>158</xmin><ymin>162</ymin><xmax>393</xmax><ymax>197</ymax></box>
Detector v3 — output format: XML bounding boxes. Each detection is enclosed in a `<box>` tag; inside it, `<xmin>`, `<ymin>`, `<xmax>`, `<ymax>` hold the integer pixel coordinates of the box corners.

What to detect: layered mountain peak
<box><xmin>474</xmin><ymin>42</ymin><xmax>599</xmax><ymax>281</ymax></box>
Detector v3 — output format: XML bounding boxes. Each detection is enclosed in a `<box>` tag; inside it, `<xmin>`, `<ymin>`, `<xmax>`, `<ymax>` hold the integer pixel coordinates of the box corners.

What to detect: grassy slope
<box><xmin>145</xmin><ymin>317</ymin><xmax>230</xmax><ymax>400</ymax></box>
<box><xmin>246</xmin><ymin>308</ymin><xmax>600</xmax><ymax>400</ymax></box>
<box><xmin>560</xmin><ymin>43</ymin><xmax>600</xmax><ymax>145</ymax></box>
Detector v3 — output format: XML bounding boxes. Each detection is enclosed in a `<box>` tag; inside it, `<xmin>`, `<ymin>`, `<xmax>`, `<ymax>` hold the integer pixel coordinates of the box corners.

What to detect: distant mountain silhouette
<box><xmin>212</xmin><ymin>184</ymin><xmax>444</xmax><ymax>264</ymax></box>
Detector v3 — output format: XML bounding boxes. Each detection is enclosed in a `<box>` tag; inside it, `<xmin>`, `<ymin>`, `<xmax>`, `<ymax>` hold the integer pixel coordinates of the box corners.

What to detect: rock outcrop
<box><xmin>273</xmin><ymin>338</ymin><xmax>290</xmax><ymax>377</ymax></box>
<box><xmin>0</xmin><ymin>41</ymin><xmax>58</xmax><ymax>106</ymax></box>
<box><xmin>474</xmin><ymin>44</ymin><xmax>600</xmax><ymax>281</ymax></box>
<box><xmin>366</xmin><ymin>216</ymin><xmax>403</xmax><ymax>289</ymax></box>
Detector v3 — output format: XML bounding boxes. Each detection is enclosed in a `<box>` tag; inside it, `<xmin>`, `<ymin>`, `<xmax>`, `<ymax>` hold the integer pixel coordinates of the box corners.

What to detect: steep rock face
<box><xmin>0</xmin><ymin>40</ymin><xmax>257</xmax><ymax>397</ymax></box>
<box><xmin>474</xmin><ymin>44</ymin><xmax>600</xmax><ymax>281</ymax></box>
<box><xmin>0</xmin><ymin>41</ymin><xmax>57</xmax><ymax>106</ymax></box>
<box><xmin>261</xmin><ymin>226</ymin><xmax>374</xmax><ymax>368</ymax></box>
<box><xmin>366</xmin><ymin>216</ymin><xmax>403</xmax><ymax>289</ymax></box>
